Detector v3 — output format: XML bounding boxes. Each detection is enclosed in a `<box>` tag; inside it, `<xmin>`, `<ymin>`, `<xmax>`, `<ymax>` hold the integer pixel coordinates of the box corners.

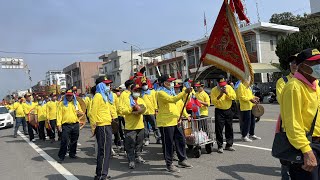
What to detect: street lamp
<box><xmin>65</xmin><ymin>73</ymin><xmax>73</xmax><ymax>89</ymax></box>
<box><xmin>122</xmin><ymin>41</ymin><xmax>144</xmax><ymax>76</ymax></box>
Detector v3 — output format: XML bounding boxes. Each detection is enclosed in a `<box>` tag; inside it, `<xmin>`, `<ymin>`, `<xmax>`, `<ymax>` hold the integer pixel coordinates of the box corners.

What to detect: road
<box><xmin>0</xmin><ymin>104</ymin><xmax>281</xmax><ymax>180</ymax></box>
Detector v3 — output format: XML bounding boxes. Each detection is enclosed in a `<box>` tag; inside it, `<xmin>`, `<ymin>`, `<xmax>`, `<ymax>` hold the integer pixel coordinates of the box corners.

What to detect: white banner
<box><xmin>1</xmin><ymin>57</ymin><xmax>24</xmax><ymax>69</ymax></box>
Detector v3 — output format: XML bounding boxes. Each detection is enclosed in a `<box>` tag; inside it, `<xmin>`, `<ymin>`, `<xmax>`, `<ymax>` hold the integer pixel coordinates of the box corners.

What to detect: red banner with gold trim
<box><xmin>201</xmin><ymin>0</ymin><xmax>253</xmax><ymax>86</ymax></box>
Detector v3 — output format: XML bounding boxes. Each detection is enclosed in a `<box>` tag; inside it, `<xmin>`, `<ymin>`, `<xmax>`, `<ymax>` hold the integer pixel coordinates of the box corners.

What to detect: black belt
<box><xmin>62</xmin><ymin>122</ymin><xmax>79</xmax><ymax>126</ymax></box>
<box><xmin>312</xmin><ymin>137</ymin><xmax>320</xmax><ymax>143</ymax></box>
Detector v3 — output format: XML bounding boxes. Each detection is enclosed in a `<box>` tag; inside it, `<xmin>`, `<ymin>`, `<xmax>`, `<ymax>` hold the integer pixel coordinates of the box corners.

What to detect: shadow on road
<box><xmin>217</xmin><ymin>164</ymin><xmax>281</xmax><ymax>180</ymax></box>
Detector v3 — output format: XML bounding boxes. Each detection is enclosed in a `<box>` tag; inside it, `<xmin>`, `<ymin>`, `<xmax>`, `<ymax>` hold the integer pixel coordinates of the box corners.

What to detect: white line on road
<box><xmin>233</xmin><ymin>143</ymin><xmax>272</xmax><ymax>151</ymax></box>
<box><xmin>260</xmin><ymin>119</ymin><xmax>277</xmax><ymax>122</ymax></box>
<box><xmin>18</xmin><ymin>131</ymin><xmax>79</xmax><ymax>180</ymax></box>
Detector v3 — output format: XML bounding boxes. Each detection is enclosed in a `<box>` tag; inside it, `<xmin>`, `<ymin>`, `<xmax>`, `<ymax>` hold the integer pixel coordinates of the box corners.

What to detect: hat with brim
<box><xmin>132</xmin><ymin>84</ymin><xmax>141</xmax><ymax>91</ymax></box>
<box><xmin>184</xmin><ymin>78</ymin><xmax>193</xmax><ymax>83</ymax></box>
<box><xmin>296</xmin><ymin>48</ymin><xmax>320</xmax><ymax>65</ymax></box>
<box><xmin>174</xmin><ymin>84</ymin><xmax>182</xmax><ymax>88</ymax></box>
<box><xmin>159</xmin><ymin>75</ymin><xmax>176</xmax><ymax>83</ymax></box>
<box><xmin>194</xmin><ymin>81</ymin><xmax>204</xmax><ymax>87</ymax></box>
<box><xmin>95</xmin><ymin>76</ymin><xmax>113</xmax><ymax>85</ymax></box>
<box><xmin>65</xmin><ymin>90</ymin><xmax>73</xmax><ymax>96</ymax></box>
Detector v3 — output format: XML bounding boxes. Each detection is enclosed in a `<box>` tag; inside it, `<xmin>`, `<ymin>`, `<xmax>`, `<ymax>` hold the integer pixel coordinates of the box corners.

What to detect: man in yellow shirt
<box><xmin>194</xmin><ymin>82</ymin><xmax>210</xmax><ymax>117</ymax></box>
<box><xmin>22</xmin><ymin>93</ymin><xmax>37</xmax><ymax>142</ymax></box>
<box><xmin>141</xmin><ymin>80</ymin><xmax>161</xmax><ymax>145</ymax></box>
<box><xmin>157</xmin><ymin>75</ymin><xmax>193</xmax><ymax>173</ymax></box>
<box><xmin>46</xmin><ymin>93</ymin><xmax>58</xmax><ymax>143</ymax></box>
<box><xmin>211</xmin><ymin>76</ymin><xmax>237</xmax><ymax>153</ymax></box>
<box><xmin>35</xmin><ymin>97</ymin><xmax>47</xmax><ymax>141</ymax></box>
<box><xmin>13</xmin><ymin>97</ymin><xmax>27</xmax><ymax>137</ymax></box>
<box><xmin>280</xmin><ymin>48</ymin><xmax>320</xmax><ymax>179</ymax></box>
<box><xmin>57</xmin><ymin>89</ymin><xmax>84</xmax><ymax>163</ymax></box>
<box><xmin>237</xmin><ymin>81</ymin><xmax>260</xmax><ymax>142</ymax></box>
<box><xmin>276</xmin><ymin>54</ymin><xmax>298</xmax><ymax>102</ymax></box>
<box><xmin>120</xmin><ymin>84</ymin><xmax>147</xmax><ymax>169</ymax></box>
<box><xmin>90</xmin><ymin>77</ymin><xmax>115</xmax><ymax>180</ymax></box>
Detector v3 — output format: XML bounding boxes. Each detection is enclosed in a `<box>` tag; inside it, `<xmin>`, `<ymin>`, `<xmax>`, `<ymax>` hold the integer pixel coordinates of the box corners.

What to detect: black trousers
<box><xmin>118</xmin><ymin>116</ymin><xmax>125</xmax><ymax>141</ymax></box>
<box><xmin>27</xmin><ymin>121</ymin><xmax>36</xmax><ymax>141</ymax></box>
<box><xmin>124</xmin><ymin>129</ymin><xmax>144</xmax><ymax>162</ymax></box>
<box><xmin>143</xmin><ymin>115</ymin><xmax>161</xmax><ymax>141</ymax></box>
<box><xmin>159</xmin><ymin>126</ymin><xmax>187</xmax><ymax>167</ymax></box>
<box><xmin>289</xmin><ymin>163</ymin><xmax>319</xmax><ymax>180</ymax></box>
<box><xmin>241</xmin><ymin>110</ymin><xmax>255</xmax><ymax>137</ymax></box>
<box><xmin>38</xmin><ymin>121</ymin><xmax>46</xmax><ymax>140</ymax></box>
<box><xmin>215</xmin><ymin>108</ymin><xmax>234</xmax><ymax>148</ymax></box>
<box><xmin>95</xmin><ymin>125</ymin><xmax>112</xmax><ymax>179</ymax></box>
<box><xmin>49</xmin><ymin>119</ymin><xmax>56</xmax><ymax>139</ymax></box>
<box><xmin>58</xmin><ymin>123</ymin><xmax>79</xmax><ymax>159</ymax></box>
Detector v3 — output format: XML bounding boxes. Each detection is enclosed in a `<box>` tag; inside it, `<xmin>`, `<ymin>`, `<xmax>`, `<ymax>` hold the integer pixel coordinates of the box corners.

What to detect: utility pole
<box><xmin>131</xmin><ymin>46</ymin><xmax>133</xmax><ymax>76</ymax></box>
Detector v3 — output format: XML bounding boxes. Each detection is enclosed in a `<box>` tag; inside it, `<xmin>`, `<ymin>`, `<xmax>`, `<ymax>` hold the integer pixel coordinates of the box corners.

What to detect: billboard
<box><xmin>1</xmin><ymin>57</ymin><xmax>24</xmax><ymax>69</ymax></box>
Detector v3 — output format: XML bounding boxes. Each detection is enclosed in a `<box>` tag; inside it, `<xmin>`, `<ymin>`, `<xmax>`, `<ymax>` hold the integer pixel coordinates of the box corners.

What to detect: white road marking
<box><xmin>18</xmin><ymin>131</ymin><xmax>79</xmax><ymax>180</ymax></box>
<box><xmin>232</xmin><ymin>143</ymin><xmax>272</xmax><ymax>151</ymax></box>
<box><xmin>260</xmin><ymin>119</ymin><xmax>277</xmax><ymax>122</ymax></box>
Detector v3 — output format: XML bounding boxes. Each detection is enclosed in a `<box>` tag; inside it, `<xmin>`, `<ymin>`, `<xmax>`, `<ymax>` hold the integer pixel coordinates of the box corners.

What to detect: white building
<box><xmin>54</xmin><ymin>74</ymin><xmax>67</xmax><ymax>90</ymax></box>
<box><xmin>100</xmin><ymin>50</ymin><xmax>152</xmax><ymax>87</ymax></box>
<box><xmin>45</xmin><ymin>70</ymin><xmax>63</xmax><ymax>86</ymax></box>
<box><xmin>310</xmin><ymin>0</ymin><xmax>320</xmax><ymax>15</ymax></box>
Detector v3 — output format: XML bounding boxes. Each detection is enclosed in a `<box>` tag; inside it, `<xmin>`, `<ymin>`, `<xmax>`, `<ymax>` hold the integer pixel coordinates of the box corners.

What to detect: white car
<box><xmin>0</xmin><ymin>106</ymin><xmax>14</xmax><ymax>128</ymax></box>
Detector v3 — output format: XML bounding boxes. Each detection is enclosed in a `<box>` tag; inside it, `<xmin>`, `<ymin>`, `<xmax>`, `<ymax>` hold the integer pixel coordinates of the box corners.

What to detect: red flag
<box><xmin>200</xmin><ymin>0</ymin><xmax>253</xmax><ymax>86</ymax></box>
<box><xmin>230</xmin><ymin>0</ymin><xmax>250</xmax><ymax>24</ymax></box>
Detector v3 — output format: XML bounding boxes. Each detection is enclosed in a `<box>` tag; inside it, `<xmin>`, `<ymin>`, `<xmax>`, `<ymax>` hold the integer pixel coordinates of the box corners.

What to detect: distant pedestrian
<box><xmin>13</xmin><ymin>97</ymin><xmax>27</xmax><ymax>137</ymax></box>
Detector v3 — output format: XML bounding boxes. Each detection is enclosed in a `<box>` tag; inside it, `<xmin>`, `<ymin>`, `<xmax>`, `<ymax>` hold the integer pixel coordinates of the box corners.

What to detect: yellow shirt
<box><xmin>121</xmin><ymin>96</ymin><xmax>146</xmax><ymax>130</ymax></box>
<box><xmin>109</xmin><ymin>93</ymin><xmax>118</xmax><ymax>119</ymax></box>
<box><xmin>115</xmin><ymin>94</ymin><xmax>122</xmax><ymax>116</ymax></box>
<box><xmin>195</xmin><ymin>90</ymin><xmax>211</xmax><ymax>116</ymax></box>
<box><xmin>13</xmin><ymin>102</ymin><xmax>25</xmax><ymax>118</ymax></box>
<box><xmin>46</xmin><ymin>101</ymin><xmax>57</xmax><ymax>120</ymax></box>
<box><xmin>182</xmin><ymin>87</ymin><xmax>196</xmax><ymax>102</ymax></box>
<box><xmin>176</xmin><ymin>99</ymin><xmax>189</xmax><ymax>118</ymax></box>
<box><xmin>90</xmin><ymin>93</ymin><xmax>114</xmax><ymax>129</ymax></box>
<box><xmin>276</xmin><ymin>73</ymin><xmax>293</xmax><ymax>103</ymax></box>
<box><xmin>142</xmin><ymin>89</ymin><xmax>158</xmax><ymax>115</ymax></box>
<box><xmin>35</xmin><ymin>104</ymin><xmax>47</xmax><ymax>121</ymax></box>
<box><xmin>211</xmin><ymin>85</ymin><xmax>236</xmax><ymax>110</ymax></box>
<box><xmin>157</xmin><ymin>90</ymin><xmax>186</xmax><ymax>127</ymax></box>
<box><xmin>22</xmin><ymin>102</ymin><xmax>37</xmax><ymax>121</ymax></box>
<box><xmin>57</xmin><ymin>101</ymin><xmax>83</xmax><ymax>126</ymax></box>
<box><xmin>280</xmin><ymin>78</ymin><xmax>320</xmax><ymax>153</ymax></box>
<box><xmin>118</xmin><ymin>90</ymin><xmax>131</xmax><ymax>116</ymax></box>
<box><xmin>236</xmin><ymin>83</ymin><xmax>254</xmax><ymax>111</ymax></box>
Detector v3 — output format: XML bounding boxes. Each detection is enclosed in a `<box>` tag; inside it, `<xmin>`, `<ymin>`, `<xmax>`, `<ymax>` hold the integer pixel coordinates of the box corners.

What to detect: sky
<box><xmin>0</xmin><ymin>0</ymin><xmax>311</xmax><ymax>98</ymax></box>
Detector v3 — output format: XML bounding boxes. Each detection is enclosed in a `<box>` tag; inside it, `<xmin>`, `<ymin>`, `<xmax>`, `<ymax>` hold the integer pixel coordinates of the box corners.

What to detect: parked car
<box><xmin>0</xmin><ymin>106</ymin><xmax>14</xmax><ymax>128</ymax></box>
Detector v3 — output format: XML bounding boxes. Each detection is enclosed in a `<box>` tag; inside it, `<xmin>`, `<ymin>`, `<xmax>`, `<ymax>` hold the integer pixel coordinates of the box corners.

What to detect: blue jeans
<box><xmin>14</xmin><ymin>117</ymin><xmax>27</xmax><ymax>136</ymax></box>
<box><xmin>240</xmin><ymin>110</ymin><xmax>255</xmax><ymax>137</ymax></box>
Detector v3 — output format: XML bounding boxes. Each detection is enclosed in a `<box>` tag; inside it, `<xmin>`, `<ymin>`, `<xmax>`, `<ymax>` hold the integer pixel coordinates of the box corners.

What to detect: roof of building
<box><xmin>143</xmin><ymin>40</ymin><xmax>189</xmax><ymax>58</ymax></box>
<box><xmin>240</xmin><ymin>22</ymin><xmax>299</xmax><ymax>33</ymax></box>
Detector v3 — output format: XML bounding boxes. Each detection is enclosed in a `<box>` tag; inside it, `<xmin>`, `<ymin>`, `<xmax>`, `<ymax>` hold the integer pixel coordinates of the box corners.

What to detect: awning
<box><xmin>251</xmin><ymin>63</ymin><xmax>280</xmax><ymax>73</ymax></box>
<box><xmin>189</xmin><ymin>63</ymin><xmax>280</xmax><ymax>80</ymax></box>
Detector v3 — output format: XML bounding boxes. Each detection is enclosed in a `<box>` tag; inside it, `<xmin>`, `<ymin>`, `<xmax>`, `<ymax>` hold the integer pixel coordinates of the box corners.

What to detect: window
<box><xmin>149</xmin><ymin>68</ymin><xmax>153</xmax><ymax>76</ymax></box>
<box><xmin>178</xmin><ymin>61</ymin><xmax>183</xmax><ymax>73</ymax></box>
<box><xmin>162</xmin><ymin>65</ymin><xmax>167</xmax><ymax>75</ymax></box>
<box><xmin>135</xmin><ymin>59</ymin><xmax>139</xmax><ymax>65</ymax></box>
<box><xmin>270</xmin><ymin>40</ymin><xmax>276</xmax><ymax>51</ymax></box>
<box><xmin>113</xmin><ymin>59</ymin><xmax>118</xmax><ymax>68</ymax></box>
<box><xmin>169</xmin><ymin>63</ymin><xmax>174</xmax><ymax>75</ymax></box>
<box><xmin>187</xmin><ymin>50</ymin><xmax>195</xmax><ymax>66</ymax></box>
<box><xmin>244</xmin><ymin>35</ymin><xmax>257</xmax><ymax>53</ymax></box>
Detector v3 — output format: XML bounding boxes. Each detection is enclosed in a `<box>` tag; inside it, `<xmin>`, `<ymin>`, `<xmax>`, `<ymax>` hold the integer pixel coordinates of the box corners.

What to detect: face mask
<box><xmin>170</xmin><ymin>82</ymin><xmax>174</xmax><ymax>88</ymax></box>
<box><xmin>142</xmin><ymin>85</ymin><xmax>148</xmax><ymax>91</ymax></box>
<box><xmin>38</xmin><ymin>101</ymin><xmax>43</xmax><ymax>105</ymax></box>
<box><xmin>132</xmin><ymin>92</ymin><xmax>140</xmax><ymax>98</ymax></box>
<box><xmin>305</xmin><ymin>64</ymin><xmax>320</xmax><ymax>79</ymax></box>
<box><xmin>105</xmin><ymin>86</ymin><xmax>111</xmax><ymax>92</ymax></box>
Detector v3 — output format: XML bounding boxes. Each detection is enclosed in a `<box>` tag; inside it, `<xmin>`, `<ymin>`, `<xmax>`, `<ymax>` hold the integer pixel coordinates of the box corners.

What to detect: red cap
<box><xmin>174</xmin><ymin>84</ymin><xmax>182</xmax><ymax>88</ymax></box>
<box><xmin>132</xmin><ymin>84</ymin><xmax>141</xmax><ymax>91</ymax></box>
<box><xmin>65</xmin><ymin>90</ymin><xmax>73</xmax><ymax>96</ymax></box>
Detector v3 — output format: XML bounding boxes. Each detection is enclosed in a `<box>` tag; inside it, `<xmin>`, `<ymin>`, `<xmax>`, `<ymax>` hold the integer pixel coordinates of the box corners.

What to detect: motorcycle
<box><xmin>267</xmin><ymin>87</ymin><xmax>277</xmax><ymax>103</ymax></box>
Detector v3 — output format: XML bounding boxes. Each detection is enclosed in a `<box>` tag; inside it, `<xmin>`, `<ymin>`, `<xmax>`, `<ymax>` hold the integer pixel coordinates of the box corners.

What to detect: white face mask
<box><xmin>132</xmin><ymin>92</ymin><xmax>140</xmax><ymax>98</ymax></box>
<box><xmin>142</xmin><ymin>85</ymin><xmax>148</xmax><ymax>91</ymax></box>
<box><xmin>170</xmin><ymin>82</ymin><xmax>174</xmax><ymax>88</ymax></box>
<box><xmin>105</xmin><ymin>85</ymin><xmax>111</xmax><ymax>92</ymax></box>
<box><xmin>305</xmin><ymin>64</ymin><xmax>320</xmax><ymax>79</ymax></box>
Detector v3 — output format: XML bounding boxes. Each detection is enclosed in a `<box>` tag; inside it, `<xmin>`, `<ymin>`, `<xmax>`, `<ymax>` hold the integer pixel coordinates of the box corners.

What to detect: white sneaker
<box><xmin>242</xmin><ymin>136</ymin><xmax>252</xmax><ymax>142</ymax></box>
<box><xmin>31</xmin><ymin>139</ymin><xmax>36</xmax><ymax>142</ymax></box>
<box><xmin>77</xmin><ymin>143</ymin><xmax>81</xmax><ymax>146</ymax></box>
<box><xmin>250</xmin><ymin>135</ymin><xmax>261</xmax><ymax>140</ymax></box>
<box><xmin>144</xmin><ymin>140</ymin><xmax>150</xmax><ymax>146</ymax></box>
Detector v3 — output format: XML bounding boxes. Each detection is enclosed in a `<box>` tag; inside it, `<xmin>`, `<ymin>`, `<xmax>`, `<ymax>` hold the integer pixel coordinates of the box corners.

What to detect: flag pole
<box><xmin>178</xmin><ymin>59</ymin><xmax>203</xmax><ymax>123</ymax></box>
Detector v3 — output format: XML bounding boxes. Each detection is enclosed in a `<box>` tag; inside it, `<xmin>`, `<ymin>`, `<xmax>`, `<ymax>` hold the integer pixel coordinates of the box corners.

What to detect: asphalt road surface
<box><xmin>0</xmin><ymin>104</ymin><xmax>282</xmax><ymax>180</ymax></box>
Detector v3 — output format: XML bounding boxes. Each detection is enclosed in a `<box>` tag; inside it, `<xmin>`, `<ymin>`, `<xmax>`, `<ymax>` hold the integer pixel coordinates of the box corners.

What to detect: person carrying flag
<box><xmin>57</xmin><ymin>89</ymin><xmax>84</xmax><ymax>163</ymax></box>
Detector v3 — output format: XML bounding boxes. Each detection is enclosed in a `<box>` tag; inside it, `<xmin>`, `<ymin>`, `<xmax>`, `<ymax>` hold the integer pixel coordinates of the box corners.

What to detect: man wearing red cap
<box><xmin>157</xmin><ymin>75</ymin><xmax>193</xmax><ymax>173</ymax></box>
<box><xmin>57</xmin><ymin>89</ymin><xmax>84</xmax><ymax>163</ymax></box>
<box><xmin>194</xmin><ymin>81</ymin><xmax>210</xmax><ymax>117</ymax></box>
<box><xmin>22</xmin><ymin>93</ymin><xmax>37</xmax><ymax>142</ymax></box>
<box><xmin>210</xmin><ymin>76</ymin><xmax>236</xmax><ymax>153</ymax></box>
<box><xmin>280</xmin><ymin>48</ymin><xmax>320</xmax><ymax>179</ymax></box>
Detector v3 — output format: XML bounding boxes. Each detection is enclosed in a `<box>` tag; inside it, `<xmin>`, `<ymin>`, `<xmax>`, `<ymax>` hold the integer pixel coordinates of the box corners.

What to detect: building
<box><xmin>63</xmin><ymin>62</ymin><xmax>104</xmax><ymax>93</ymax></box>
<box><xmin>175</xmin><ymin>22</ymin><xmax>299</xmax><ymax>83</ymax></box>
<box><xmin>310</xmin><ymin>0</ymin><xmax>320</xmax><ymax>15</ymax></box>
<box><xmin>45</xmin><ymin>70</ymin><xmax>63</xmax><ymax>86</ymax></box>
<box><xmin>144</xmin><ymin>41</ymin><xmax>189</xmax><ymax>82</ymax></box>
<box><xmin>101</xmin><ymin>50</ymin><xmax>151</xmax><ymax>87</ymax></box>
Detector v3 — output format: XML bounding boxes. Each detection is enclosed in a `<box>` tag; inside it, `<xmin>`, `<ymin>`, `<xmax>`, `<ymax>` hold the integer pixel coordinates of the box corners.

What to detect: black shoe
<box><xmin>94</xmin><ymin>176</ymin><xmax>111</xmax><ymax>180</ymax></box>
<box><xmin>50</xmin><ymin>139</ymin><xmax>55</xmax><ymax>143</ymax></box>
<box><xmin>69</xmin><ymin>155</ymin><xmax>78</xmax><ymax>159</ymax></box>
<box><xmin>13</xmin><ymin>134</ymin><xmax>17</xmax><ymax>138</ymax></box>
<box><xmin>58</xmin><ymin>158</ymin><xmax>64</xmax><ymax>163</ymax></box>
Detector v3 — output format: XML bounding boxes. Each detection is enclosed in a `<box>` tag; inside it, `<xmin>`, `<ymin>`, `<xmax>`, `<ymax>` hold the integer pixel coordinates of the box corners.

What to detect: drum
<box><xmin>28</xmin><ymin>109</ymin><xmax>38</xmax><ymax>127</ymax></box>
<box><xmin>76</xmin><ymin>97</ymin><xmax>87</xmax><ymax>129</ymax></box>
<box><xmin>252</xmin><ymin>104</ymin><xmax>264</xmax><ymax>117</ymax></box>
